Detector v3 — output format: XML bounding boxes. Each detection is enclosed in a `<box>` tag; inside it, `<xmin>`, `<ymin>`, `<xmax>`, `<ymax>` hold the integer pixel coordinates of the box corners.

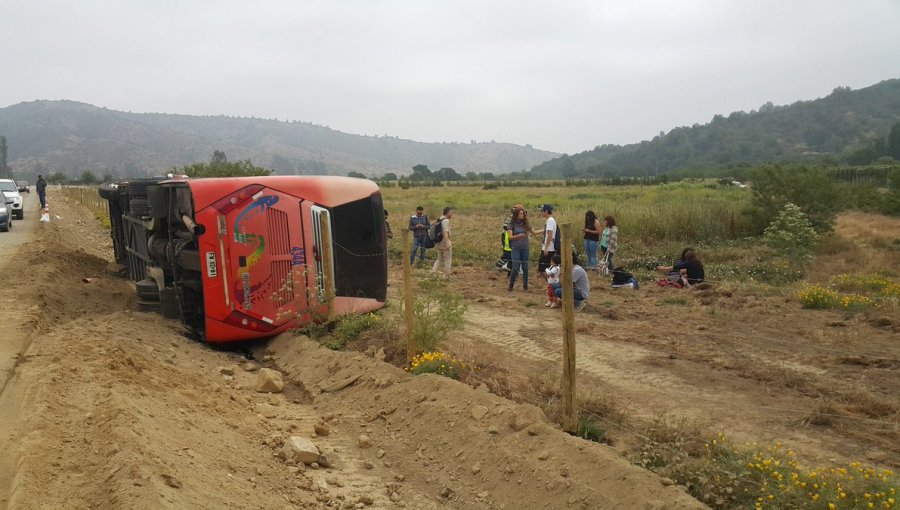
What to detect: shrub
<box><xmin>407</xmin><ymin>351</ymin><xmax>464</xmax><ymax>379</ymax></box>
<box><xmin>749</xmin><ymin>164</ymin><xmax>841</xmax><ymax>232</ymax></box>
<box><xmin>763</xmin><ymin>203</ymin><xmax>818</xmax><ymax>259</ymax></box>
<box><xmin>798</xmin><ymin>285</ymin><xmax>840</xmax><ymax>309</ymax></box>
<box><xmin>325</xmin><ymin>312</ymin><xmax>381</xmax><ymax>350</ymax></box>
<box><xmin>407</xmin><ymin>276</ymin><xmax>467</xmax><ymax>351</ymax></box>
<box><xmin>575</xmin><ymin>415</ymin><xmax>608</xmax><ymax>444</ymax></box>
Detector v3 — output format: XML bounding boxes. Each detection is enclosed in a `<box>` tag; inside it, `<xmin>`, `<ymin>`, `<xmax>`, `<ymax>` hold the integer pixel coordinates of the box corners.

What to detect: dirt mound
<box><xmin>268</xmin><ymin>333</ymin><xmax>704</xmax><ymax>509</ymax></box>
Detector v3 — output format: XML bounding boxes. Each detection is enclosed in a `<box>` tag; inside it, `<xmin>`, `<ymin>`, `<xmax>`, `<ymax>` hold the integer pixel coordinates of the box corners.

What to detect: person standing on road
<box><xmin>537</xmin><ymin>204</ymin><xmax>557</xmax><ymax>277</ymax></box>
<box><xmin>432</xmin><ymin>207</ymin><xmax>453</xmax><ymax>278</ymax></box>
<box><xmin>36</xmin><ymin>174</ymin><xmax>47</xmax><ymax>209</ymax></box>
<box><xmin>408</xmin><ymin>206</ymin><xmax>429</xmax><ymax>267</ymax></box>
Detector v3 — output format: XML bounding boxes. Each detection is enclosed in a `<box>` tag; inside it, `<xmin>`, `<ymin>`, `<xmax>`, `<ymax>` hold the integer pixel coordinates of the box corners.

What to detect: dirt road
<box><xmin>0</xmin><ymin>191</ymin><xmax>39</xmax><ymax>394</ymax></box>
<box><xmin>440</xmin><ymin>221</ymin><xmax>900</xmax><ymax>471</ymax></box>
<box><xmin>0</xmin><ymin>192</ymin><xmax>702</xmax><ymax>509</ymax></box>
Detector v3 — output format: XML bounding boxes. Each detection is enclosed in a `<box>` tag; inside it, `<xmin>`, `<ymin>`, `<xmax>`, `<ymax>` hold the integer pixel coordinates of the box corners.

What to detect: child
<box><xmin>495</xmin><ymin>225</ymin><xmax>512</xmax><ymax>271</ymax></box>
<box><xmin>545</xmin><ymin>254</ymin><xmax>561</xmax><ymax>307</ymax></box>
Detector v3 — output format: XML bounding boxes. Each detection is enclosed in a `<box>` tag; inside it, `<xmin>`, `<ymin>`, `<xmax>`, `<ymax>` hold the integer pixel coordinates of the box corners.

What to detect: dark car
<box><xmin>17</xmin><ymin>181</ymin><xmax>29</xmax><ymax>193</ymax></box>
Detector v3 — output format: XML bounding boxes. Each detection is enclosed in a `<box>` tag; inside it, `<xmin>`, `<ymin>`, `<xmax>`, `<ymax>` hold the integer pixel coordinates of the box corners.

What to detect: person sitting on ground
<box><xmin>656</xmin><ymin>248</ymin><xmax>705</xmax><ymax>286</ymax></box>
<box><xmin>545</xmin><ymin>254</ymin><xmax>561</xmax><ymax>307</ymax></box>
<box><xmin>551</xmin><ymin>252</ymin><xmax>590</xmax><ymax>312</ymax></box>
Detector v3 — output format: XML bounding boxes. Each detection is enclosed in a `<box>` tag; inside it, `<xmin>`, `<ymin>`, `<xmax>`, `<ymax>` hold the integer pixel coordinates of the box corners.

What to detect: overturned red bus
<box><xmin>100</xmin><ymin>176</ymin><xmax>387</xmax><ymax>343</ymax></box>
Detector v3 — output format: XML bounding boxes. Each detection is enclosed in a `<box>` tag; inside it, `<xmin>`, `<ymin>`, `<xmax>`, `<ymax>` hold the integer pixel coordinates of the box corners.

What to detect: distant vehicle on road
<box><xmin>99</xmin><ymin>176</ymin><xmax>387</xmax><ymax>343</ymax></box>
<box><xmin>16</xmin><ymin>181</ymin><xmax>29</xmax><ymax>193</ymax></box>
<box><xmin>0</xmin><ymin>190</ymin><xmax>15</xmax><ymax>231</ymax></box>
<box><xmin>0</xmin><ymin>180</ymin><xmax>23</xmax><ymax>219</ymax></box>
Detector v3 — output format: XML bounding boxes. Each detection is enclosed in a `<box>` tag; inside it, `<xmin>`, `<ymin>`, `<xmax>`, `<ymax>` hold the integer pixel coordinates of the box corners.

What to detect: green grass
<box><xmin>382</xmin><ymin>182</ymin><xmax>781</xmax><ymax>284</ymax></box>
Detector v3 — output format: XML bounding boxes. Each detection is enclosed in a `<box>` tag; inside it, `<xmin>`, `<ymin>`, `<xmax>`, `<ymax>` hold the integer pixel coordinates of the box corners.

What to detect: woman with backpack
<box><xmin>507</xmin><ymin>206</ymin><xmax>539</xmax><ymax>291</ymax></box>
<box><xmin>582</xmin><ymin>210</ymin><xmax>601</xmax><ymax>271</ymax></box>
<box><xmin>604</xmin><ymin>215</ymin><xmax>618</xmax><ymax>271</ymax></box>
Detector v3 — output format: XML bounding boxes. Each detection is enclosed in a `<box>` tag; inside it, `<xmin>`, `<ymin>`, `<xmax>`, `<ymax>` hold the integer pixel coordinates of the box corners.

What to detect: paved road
<box><xmin>0</xmin><ymin>192</ymin><xmax>39</xmax><ymax>392</ymax></box>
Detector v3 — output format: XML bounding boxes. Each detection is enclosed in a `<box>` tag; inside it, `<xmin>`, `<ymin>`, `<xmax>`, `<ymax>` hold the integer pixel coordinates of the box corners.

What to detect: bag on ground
<box><xmin>611</xmin><ymin>268</ymin><xmax>639</xmax><ymax>289</ymax></box>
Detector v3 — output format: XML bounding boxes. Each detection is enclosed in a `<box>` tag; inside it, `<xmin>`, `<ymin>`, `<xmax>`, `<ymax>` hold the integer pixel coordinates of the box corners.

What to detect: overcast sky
<box><xmin>2</xmin><ymin>1</ymin><xmax>899</xmax><ymax>154</ymax></box>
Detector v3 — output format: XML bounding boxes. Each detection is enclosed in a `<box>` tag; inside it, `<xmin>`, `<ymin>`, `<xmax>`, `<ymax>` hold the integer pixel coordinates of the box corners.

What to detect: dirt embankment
<box><xmin>0</xmin><ymin>193</ymin><xmax>703</xmax><ymax>509</ymax></box>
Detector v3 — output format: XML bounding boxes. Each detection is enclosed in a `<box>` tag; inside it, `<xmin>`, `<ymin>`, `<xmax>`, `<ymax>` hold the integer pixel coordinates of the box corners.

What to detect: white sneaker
<box><xmin>550</xmin><ymin>302</ymin><xmax>560</xmax><ymax>308</ymax></box>
<box><xmin>544</xmin><ymin>301</ymin><xmax>552</xmax><ymax>307</ymax></box>
<box><xmin>575</xmin><ymin>302</ymin><xmax>586</xmax><ymax>312</ymax></box>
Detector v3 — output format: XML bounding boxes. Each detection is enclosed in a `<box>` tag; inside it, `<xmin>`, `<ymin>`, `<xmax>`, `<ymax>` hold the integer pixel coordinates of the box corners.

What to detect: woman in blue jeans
<box><xmin>582</xmin><ymin>210</ymin><xmax>601</xmax><ymax>271</ymax></box>
<box><xmin>507</xmin><ymin>207</ymin><xmax>539</xmax><ymax>291</ymax></box>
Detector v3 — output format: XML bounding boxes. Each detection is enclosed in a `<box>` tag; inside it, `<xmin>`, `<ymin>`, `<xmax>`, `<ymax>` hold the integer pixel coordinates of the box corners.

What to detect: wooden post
<box><xmin>318</xmin><ymin>213</ymin><xmax>336</xmax><ymax>320</ymax></box>
<box><xmin>560</xmin><ymin>221</ymin><xmax>577</xmax><ymax>433</ymax></box>
<box><xmin>402</xmin><ymin>229</ymin><xmax>416</xmax><ymax>363</ymax></box>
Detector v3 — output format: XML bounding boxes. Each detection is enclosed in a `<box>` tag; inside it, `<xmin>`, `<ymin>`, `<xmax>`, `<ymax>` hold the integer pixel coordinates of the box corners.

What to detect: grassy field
<box><xmin>382</xmin><ymin>182</ymin><xmax>786</xmax><ymax>284</ymax></box>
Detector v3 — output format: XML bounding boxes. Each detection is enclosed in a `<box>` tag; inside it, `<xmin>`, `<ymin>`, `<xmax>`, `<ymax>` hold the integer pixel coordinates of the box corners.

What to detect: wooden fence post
<box><xmin>402</xmin><ymin>229</ymin><xmax>416</xmax><ymax>363</ymax></box>
<box><xmin>560</xmin><ymin>222</ymin><xmax>577</xmax><ymax>433</ymax></box>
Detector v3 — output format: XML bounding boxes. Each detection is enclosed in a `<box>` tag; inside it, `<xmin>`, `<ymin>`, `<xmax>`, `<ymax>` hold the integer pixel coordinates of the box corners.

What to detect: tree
<box><xmin>381</xmin><ymin>172</ymin><xmax>398</xmax><ymax>181</ymax></box>
<box><xmin>888</xmin><ymin>122</ymin><xmax>900</xmax><ymax>161</ymax></box>
<box><xmin>210</xmin><ymin>150</ymin><xmax>228</xmax><ymax>166</ymax></box>
<box><xmin>180</xmin><ymin>160</ymin><xmax>271</xmax><ymax>178</ymax></box>
<box><xmin>0</xmin><ymin>136</ymin><xmax>9</xmax><ymax>179</ymax></box>
<box><xmin>80</xmin><ymin>170</ymin><xmax>98</xmax><ymax>184</ymax></box>
<box><xmin>410</xmin><ymin>164</ymin><xmax>432</xmax><ymax>181</ymax></box>
<box><xmin>347</xmin><ymin>171</ymin><xmax>366</xmax><ymax>178</ymax></box>
<box><xmin>47</xmin><ymin>172</ymin><xmax>67</xmax><ymax>184</ymax></box>
<box><xmin>466</xmin><ymin>171</ymin><xmax>479</xmax><ymax>181</ymax></box>
<box><xmin>749</xmin><ymin>164</ymin><xmax>841</xmax><ymax>232</ymax></box>
<box><xmin>434</xmin><ymin>167</ymin><xmax>461</xmax><ymax>181</ymax></box>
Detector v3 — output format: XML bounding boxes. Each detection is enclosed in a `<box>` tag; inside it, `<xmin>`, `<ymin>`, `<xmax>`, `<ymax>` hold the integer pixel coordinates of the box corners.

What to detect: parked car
<box><xmin>17</xmin><ymin>181</ymin><xmax>30</xmax><ymax>193</ymax></box>
<box><xmin>99</xmin><ymin>176</ymin><xmax>387</xmax><ymax>343</ymax></box>
<box><xmin>0</xmin><ymin>180</ymin><xmax>23</xmax><ymax>219</ymax></box>
<box><xmin>0</xmin><ymin>190</ymin><xmax>14</xmax><ymax>231</ymax></box>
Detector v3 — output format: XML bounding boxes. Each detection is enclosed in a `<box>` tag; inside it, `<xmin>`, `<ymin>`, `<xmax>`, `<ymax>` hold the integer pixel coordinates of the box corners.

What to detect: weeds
<box><xmin>407</xmin><ymin>275</ymin><xmax>467</xmax><ymax>352</ymax></box>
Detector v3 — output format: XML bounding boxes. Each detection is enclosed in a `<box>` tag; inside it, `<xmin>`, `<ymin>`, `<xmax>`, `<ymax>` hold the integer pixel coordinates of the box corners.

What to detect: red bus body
<box><xmin>102</xmin><ymin>176</ymin><xmax>387</xmax><ymax>343</ymax></box>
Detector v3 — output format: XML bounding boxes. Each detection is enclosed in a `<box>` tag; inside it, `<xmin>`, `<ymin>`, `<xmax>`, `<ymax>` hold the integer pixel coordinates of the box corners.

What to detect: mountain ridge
<box><xmin>0</xmin><ymin>100</ymin><xmax>559</xmax><ymax>178</ymax></box>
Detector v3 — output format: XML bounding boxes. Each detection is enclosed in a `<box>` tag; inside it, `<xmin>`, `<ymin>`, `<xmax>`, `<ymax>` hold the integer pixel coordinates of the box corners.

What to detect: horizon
<box><xmin>6</xmin><ymin>74</ymin><xmax>897</xmax><ymax>156</ymax></box>
<box><xmin>1</xmin><ymin>1</ymin><xmax>898</xmax><ymax>154</ymax></box>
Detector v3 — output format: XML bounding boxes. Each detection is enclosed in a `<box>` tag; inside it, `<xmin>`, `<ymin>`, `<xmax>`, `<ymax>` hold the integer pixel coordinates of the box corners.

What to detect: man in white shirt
<box><xmin>537</xmin><ymin>204</ymin><xmax>556</xmax><ymax>276</ymax></box>
<box><xmin>432</xmin><ymin>207</ymin><xmax>453</xmax><ymax>278</ymax></box>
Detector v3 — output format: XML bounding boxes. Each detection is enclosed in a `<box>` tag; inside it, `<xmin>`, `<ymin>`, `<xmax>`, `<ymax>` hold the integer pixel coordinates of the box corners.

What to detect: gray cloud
<box><xmin>2</xmin><ymin>0</ymin><xmax>898</xmax><ymax>153</ymax></box>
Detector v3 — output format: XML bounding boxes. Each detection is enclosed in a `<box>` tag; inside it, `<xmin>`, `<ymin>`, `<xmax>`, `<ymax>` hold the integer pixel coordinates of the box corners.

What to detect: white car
<box><xmin>0</xmin><ymin>190</ymin><xmax>14</xmax><ymax>231</ymax></box>
<box><xmin>0</xmin><ymin>179</ymin><xmax>23</xmax><ymax>219</ymax></box>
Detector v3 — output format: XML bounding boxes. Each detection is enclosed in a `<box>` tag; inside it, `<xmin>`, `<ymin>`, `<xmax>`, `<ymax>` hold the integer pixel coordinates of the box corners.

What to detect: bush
<box><xmin>749</xmin><ymin>164</ymin><xmax>841</xmax><ymax>232</ymax></box>
<box><xmin>763</xmin><ymin>203</ymin><xmax>818</xmax><ymax>259</ymax></box>
<box><xmin>798</xmin><ymin>285</ymin><xmax>840</xmax><ymax>309</ymax></box>
<box><xmin>407</xmin><ymin>276</ymin><xmax>467</xmax><ymax>351</ymax></box>
<box><xmin>407</xmin><ymin>351</ymin><xmax>465</xmax><ymax>379</ymax></box>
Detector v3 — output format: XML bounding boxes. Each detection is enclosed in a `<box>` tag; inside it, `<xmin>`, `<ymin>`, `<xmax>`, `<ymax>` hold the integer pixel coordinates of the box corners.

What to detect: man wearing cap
<box><xmin>432</xmin><ymin>207</ymin><xmax>453</xmax><ymax>278</ymax></box>
<box><xmin>537</xmin><ymin>204</ymin><xmax>557</xmax><ymax>276</ymax></box>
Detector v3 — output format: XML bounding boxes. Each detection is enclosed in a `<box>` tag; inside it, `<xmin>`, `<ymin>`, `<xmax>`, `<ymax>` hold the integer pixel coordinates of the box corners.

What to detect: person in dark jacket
<box><xmin>657</xmin><ymin>248</ymin><xmax>705</xmax><ymax>286</ymax></box>
<box><xmin>36</xmin><ymin>175</ymin><xmax>48</xmax><ymax>209</ymax></box>
<box><xmin>407</xmin><ymin>206</ymin><xmax>429</xmax><ymax>266</ymax></box>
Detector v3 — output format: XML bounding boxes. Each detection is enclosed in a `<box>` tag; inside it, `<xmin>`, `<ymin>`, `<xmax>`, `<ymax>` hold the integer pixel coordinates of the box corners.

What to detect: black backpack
<box><xmin>428</xmin><ymin>218</ymin><xmax>444</xmax><ymax>243</ymax></box>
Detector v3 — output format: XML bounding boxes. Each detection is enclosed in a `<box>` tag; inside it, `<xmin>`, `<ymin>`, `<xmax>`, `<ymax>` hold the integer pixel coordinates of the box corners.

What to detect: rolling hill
<box><xmin>0</xmin><ymin>100</ymin><xmax>559</xmax><ymax>179</ymax></box>
<box><xmin>530</xmin><ymin>78</ymin><xmax>900</xmax><ymax>178</ymax></box>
